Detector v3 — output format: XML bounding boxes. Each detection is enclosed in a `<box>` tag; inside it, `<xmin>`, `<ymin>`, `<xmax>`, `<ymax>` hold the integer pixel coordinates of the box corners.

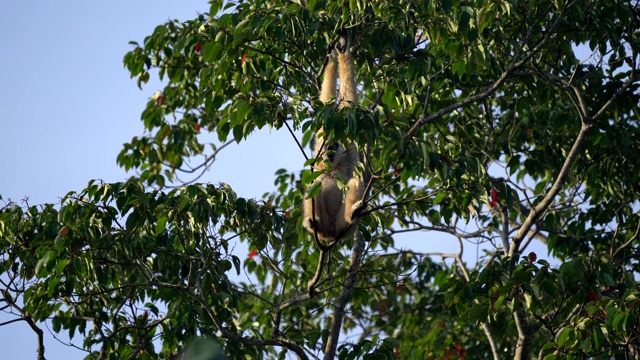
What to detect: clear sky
<box><xmin>0</xmin><ymin>2</ymin><xmax>553</xmax><ymax>359</ymax></box>
<box><xmin>0</xmin><ymin>2</ymin><xmax>299</xmax><ymax>358</ymax></box>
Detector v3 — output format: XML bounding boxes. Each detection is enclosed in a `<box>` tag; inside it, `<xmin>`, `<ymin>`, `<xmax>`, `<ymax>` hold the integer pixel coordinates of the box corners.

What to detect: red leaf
<box><xmin>195</xmin><ymin>42</ymin><xmax>201</xmax><ymax>53</ymax></box>
<box><xmin>586</xmin><ymin>290</ymin><xmax>599</xmax><ymax>303</ymax></box>
<box><xmin>490</xmin><ymin>188</ymin><xmax>498</xmax><ymax>207</ymax></box>
<box><xmin>528</xmin><ymin>251</ymin><xmax>537</xmax><ymax>263</ymax></box>
<box><xmin>284</xmin><ymin>209</ymin><xmax>292</xmax><ymax>218</ymax></box>
<box><xmin>161</xmin><ymin>127</ymin><xmax>171</xmax><ymax>141</ymax></box>
<box><xmin>156</xmin><ymin>94</ymin><xmax>163</xmax><ymax>106</ymax></box>
<box><xmin>195</xmin><ymin>123</ymin><xmax>201</xmax><ymax>132</ymax></box>
<box><xmin>241</xmin><ymin>53</ymin><xmax>248</xmax><ymax>65</ymax></box>
<box><xmin>374</xmin><ymin>300</ymin><xmax>387</xmax><ymax>316</ymax></box>
<box><xmin>248</xmin><ymin>250</ymin><xmax>258</xmax><ymax>259</ymax></box>
<box><xmin>60</xmin><ymin>227</ymin><xmax>69</xmax><ymax>239</ymax></box>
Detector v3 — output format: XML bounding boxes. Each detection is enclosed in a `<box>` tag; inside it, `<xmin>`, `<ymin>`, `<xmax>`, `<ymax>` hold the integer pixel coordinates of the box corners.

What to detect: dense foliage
<box><xmin>2</xmin><ymin>0</ymin><xmax>640</xmax><ymax>359</ymax></box>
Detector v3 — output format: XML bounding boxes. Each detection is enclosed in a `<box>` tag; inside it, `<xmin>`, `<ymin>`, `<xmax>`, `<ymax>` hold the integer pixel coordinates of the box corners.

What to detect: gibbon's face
<box><xmin>324</xmin><ymin>142</ymin><xmax>351</xmax><ymax>166</ymax></box>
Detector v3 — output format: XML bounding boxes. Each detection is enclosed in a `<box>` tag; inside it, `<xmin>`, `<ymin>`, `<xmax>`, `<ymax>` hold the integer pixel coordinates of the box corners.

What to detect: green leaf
<box><xmin>232</xmin><ymin>255</ymin><xmax>241</xmax><ymax>276</ymax></box>
<box><xmin>442</xmin><ymin>0</ymin><xmax>452</xmax><ymax>12</ymax></box>
<box><xmin>613</xmin><ymin>311</ymin><xmax>628</xmax><ymax>331</ymax></box>
<box><xmin>204</xmin><ymin>42</ymin><xmax>224</xmax><ymax>62</ymax></box>
<box><xmin>233</xmin><ymin>125</ymin><xmax>243</xmax><ymax>143</ymax></box>
<box><xmin>126</xmin><ymin>210</ymin><xmax>141</xmax><ymax>232</ymax></box>
<box><xmin>55</xmin><ymin>259</ymin><xmax>69</xmax><ymax>275</ymax></box>
<box><xmin>305</xmin><ymin>181</ymin><xmax>322</xmax><ymax>199</ymax></box>
<box><xmin>555</xmin><ymin>327</ymin><xmax>571</xmax><ymax>347</ymax></box>
<box><xmin>35</xmin><ymin>252</ymin><xmax>50</xmax><ymax>277</ymax></box>
<box><xmin>433</xmin><ymin>191</ymin><xmax>447</xmax><ymax>205</ymax></box>
<box><xmin>156</xmin><ymin>216</ymin><xmax>168</xmax><ymax>234</ymax></box>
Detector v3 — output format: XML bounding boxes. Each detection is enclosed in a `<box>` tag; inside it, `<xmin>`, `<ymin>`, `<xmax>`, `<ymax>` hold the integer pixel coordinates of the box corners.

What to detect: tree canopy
<box><xmin>2</xmin><ymin>0</ymin><xmax>640</xmax><ymax>359</ymax></box>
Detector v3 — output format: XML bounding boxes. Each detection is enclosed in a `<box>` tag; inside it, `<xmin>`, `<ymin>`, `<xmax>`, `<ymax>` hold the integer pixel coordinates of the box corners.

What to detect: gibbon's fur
<box><xmin>303</xmin><ymin>34</ymin><xmax>364</xmax><ymax>242</ymax></box>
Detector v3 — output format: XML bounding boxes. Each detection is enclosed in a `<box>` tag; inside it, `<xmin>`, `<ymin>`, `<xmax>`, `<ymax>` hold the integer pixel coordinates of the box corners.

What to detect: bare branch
<box><xmin>513</xmin><ymin>309</ymin><xmax>533</xmax><ymax>360</ymax></box>
<box><xmin>171</xmin><ymin>140</ymin><xmax>234</xmax><ymax>186</ymax></box>
<box><xmin>482</xmin><ymin>322</ymin><xmax>501</xmax><ymax>360</ymax></box>
<box><xmin>454</xmin><ymin>240</ymin><xmax>501</xmax><ymax>360</ymax></box>
<box><xmin>3</xmin><ymin>293</ymin><xmax>45</xmax><ymax>360</ymax></box>
<box><xmin>509</xmin><ymin>124</ymin><xmax>589</xmax><ymax>256</ymax></box>
<box><xmin>501</xmin><ymin>206</ymin><xmax>510</xmax><ymax>252</ymax></box>
<box><xmin>323</xmin><ymin>230</ymin><xmax>366</xmax><ymax>360</ymax></box>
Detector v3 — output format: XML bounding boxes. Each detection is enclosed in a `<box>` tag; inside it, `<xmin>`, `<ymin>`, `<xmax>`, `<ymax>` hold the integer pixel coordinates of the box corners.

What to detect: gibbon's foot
<box><xmin>350</xmin><ymin>200</ymin><xmax>366</xmax><ymax>221</ymax></box>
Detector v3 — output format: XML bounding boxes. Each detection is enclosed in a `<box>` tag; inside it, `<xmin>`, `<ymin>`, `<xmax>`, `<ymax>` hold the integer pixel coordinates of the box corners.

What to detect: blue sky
<box><xmin>0</xmin><ymin>2</ymin><xmax>298</xmax><ymax>206</ymax></box>
<box><xmin>0</xmin><ymin>2</ymin><xmax>555</xmax><ymax>358</ymax></box>
<box><xmin>0</xmin><ymin>2</ymin><xmax>297</xmax><ymax>358</ymax></box>
<box><xmin>1</xmin><ymin>2</ymin><xmax>199</xmax><ymax>205</ymax></box>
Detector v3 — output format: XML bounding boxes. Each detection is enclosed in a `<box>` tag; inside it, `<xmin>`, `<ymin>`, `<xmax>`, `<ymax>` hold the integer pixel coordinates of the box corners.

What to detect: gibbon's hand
<box><xmin>350</xmin><ymin>200</ymin><xmax>366</xmax><ymax>221</ymax></box>
<box><xmin>336</xmin><ymin>29</ymin><xmax>349</xmax><ymax>54</ymax></box>
<box><xmin>326</xmin><ymin>41</ymin><xmax>336</xmax><ymax>55</ymax></box>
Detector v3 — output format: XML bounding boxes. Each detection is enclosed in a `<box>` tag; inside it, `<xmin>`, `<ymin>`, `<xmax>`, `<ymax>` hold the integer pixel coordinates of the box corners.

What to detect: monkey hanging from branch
<box><xmin>303</xmin><ymin>29</ymin><xmax>366</xmax><ymax>251</ymax></box>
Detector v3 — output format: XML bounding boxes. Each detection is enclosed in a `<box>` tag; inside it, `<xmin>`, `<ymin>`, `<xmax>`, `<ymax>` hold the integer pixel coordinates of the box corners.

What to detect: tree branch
<box><xmin>513</xmin><ymin>309</ymin><xmax>533</xmax><ymax>360</ymax></box>
<box><xmin>454</xmin><ymin>236</ymin><xmax>501</xmax><ymax>360</ymax></box>
<box><xmin>322</xmin><ymin>230</ymin><xmax>366</xmax><ymax>360</ymax></box>
<box><xmin>501</xmin><ymin>205</ymin><xmax>510</xmax><ymax>253</ymax></box>
<box><xmin>508</xmin><ymin>124</ymin><xmax>589</xmax><ymax>256</ymax></box>
<box><xmin>510</xmin><ymin>65</ymin><xmax>638</xmax><ymax>257</ymax></box>
<box><xmin>3</xmin><ymin>293</ymin><xmax>45</xmax><ymax>360</ymax></box>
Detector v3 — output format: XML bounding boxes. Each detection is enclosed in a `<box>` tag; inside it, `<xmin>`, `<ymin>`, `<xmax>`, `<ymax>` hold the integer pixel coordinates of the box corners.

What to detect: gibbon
<box><xmin>303</xmin><ymin>32</ymin><xmax>365</xmax><ymax>242</ymax></box>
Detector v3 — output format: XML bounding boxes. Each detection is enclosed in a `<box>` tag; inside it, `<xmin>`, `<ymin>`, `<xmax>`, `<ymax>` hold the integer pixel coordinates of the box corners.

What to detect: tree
<box><xmin>2</xmin><ymin>0</ymin><xmax>640</xmax><ymax>359</ymax></box>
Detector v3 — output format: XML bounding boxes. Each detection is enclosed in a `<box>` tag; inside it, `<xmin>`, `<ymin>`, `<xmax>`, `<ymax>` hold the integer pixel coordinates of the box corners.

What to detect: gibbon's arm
<box><xmin>337</xmin><ymin>33</ymin><xmax>358</xmax><ymax>106</ymax></box>
<box><xmin>314</xmin><ymin>46</ymin><xmax>338</xmax><ymax>162</ymax></box>
<box><xmin>320</xmin><ymin>50</ymin><xmax>338</xmax><ymax>104</ymax></box>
